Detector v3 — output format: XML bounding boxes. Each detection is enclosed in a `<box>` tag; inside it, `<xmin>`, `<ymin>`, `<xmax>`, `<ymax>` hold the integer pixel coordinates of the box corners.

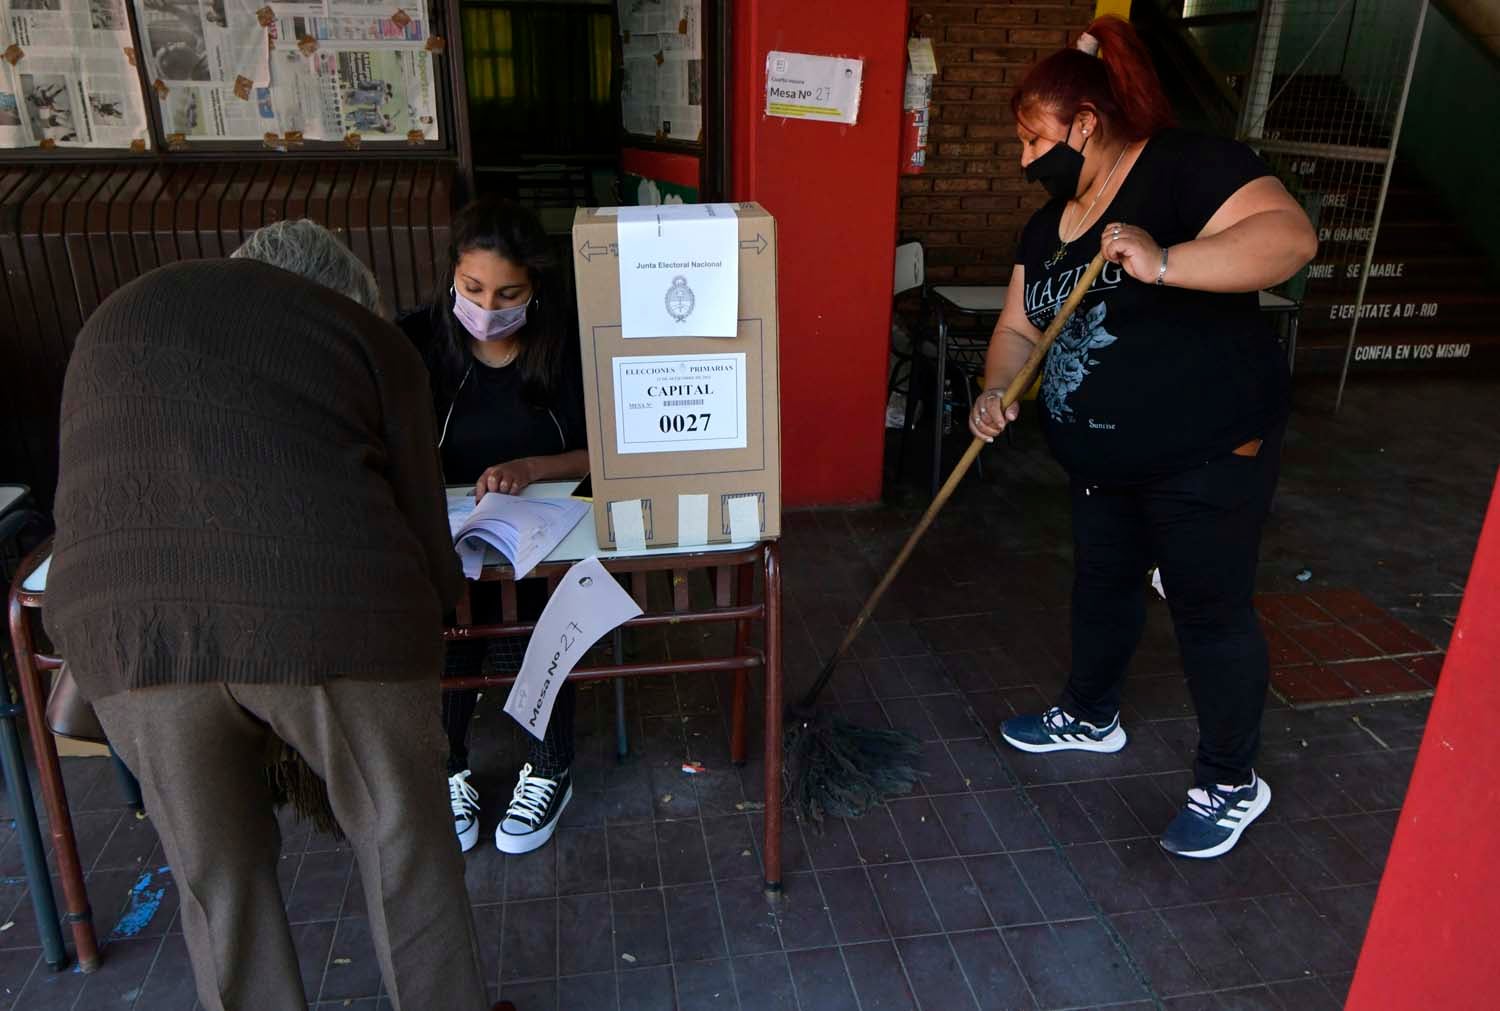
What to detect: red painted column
<box><xmin>1347</xmin><ymin>467</ymin><xmax>1500</xmax><ymax>1010</ymax></box>
<box><xmin>731</xmin><ymin>0</ymin><xmax>907</xmax><ymax>507</ymax></box>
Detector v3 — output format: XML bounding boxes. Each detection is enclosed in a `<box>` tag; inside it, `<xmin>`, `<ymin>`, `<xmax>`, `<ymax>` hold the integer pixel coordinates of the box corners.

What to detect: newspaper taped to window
<box><xmin>275</xmin><ymin>12</ymin><xmax>426</xmax><ymax>47</ymax></box>
<box><xmin>158</xmin><ymin>1</ymin><xmax>440</xmax><ymax>145</ymax></box>
<box><xmin>264</xmin><ymin>46</ymin><xmax>338</xmax><ymax>138</ymax></box>
<box><xmin>160</xmin><ymin>78</ymin><xmax>276</xmax><ymax>138</ymax></box>
<box><xmin>323</xmin><ymin>46</ymin><xmax>437</xmax><ymax>141</ymax></box>
<box><xmin>617</xmin><ymin>0</ymin><xmax>701</xmax><ymax>143</ymax></box>
<box><xmin>133</xmin><ymin>0</ymin><xmax>270</xmax><ymax>86</ymax></box>
<box><xmin>1</xmin><ymin>0</ymin><xmax>150</xmax><ymax>149</ymax></box>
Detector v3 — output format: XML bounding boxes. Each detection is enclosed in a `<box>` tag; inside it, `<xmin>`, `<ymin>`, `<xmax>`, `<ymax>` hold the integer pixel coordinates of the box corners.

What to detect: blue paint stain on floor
<box><xmin>109</xmin><ymin>868</ymin><xmax>166</xmax><ymax>941</ymax></box>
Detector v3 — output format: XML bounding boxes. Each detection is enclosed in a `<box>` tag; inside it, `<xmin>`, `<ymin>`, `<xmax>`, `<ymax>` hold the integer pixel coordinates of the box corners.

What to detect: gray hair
<box><xmin>231</xmin><ymin>219</ymin><xmax>383</xmax><ymax>315</ymax></box>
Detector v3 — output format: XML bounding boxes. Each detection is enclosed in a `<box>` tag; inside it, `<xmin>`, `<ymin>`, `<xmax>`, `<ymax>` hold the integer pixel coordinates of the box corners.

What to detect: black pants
<box><xmin>443</xmin><ymin>582</ymin><xmax>576</xmax><ymax>778</ymax></box>
<box><xmin>1059</xmin><ymin>425</ymin><xmax>1283</xmax><ymax>787</ymax></box>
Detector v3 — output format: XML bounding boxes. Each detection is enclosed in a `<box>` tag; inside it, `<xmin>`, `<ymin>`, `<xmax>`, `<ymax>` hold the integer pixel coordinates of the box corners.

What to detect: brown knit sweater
<box><xmin>44</xmin><ymin>259</ymin><xmax>465</xmax><ymax>700</ymax></box>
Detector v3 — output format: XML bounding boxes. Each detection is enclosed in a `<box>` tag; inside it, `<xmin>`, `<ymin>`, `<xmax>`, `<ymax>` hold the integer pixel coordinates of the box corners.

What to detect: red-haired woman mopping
<box><xmin>970</xmin><ymin>17</ymin><xmax>1317</xmax><ymax>859</ymax></box>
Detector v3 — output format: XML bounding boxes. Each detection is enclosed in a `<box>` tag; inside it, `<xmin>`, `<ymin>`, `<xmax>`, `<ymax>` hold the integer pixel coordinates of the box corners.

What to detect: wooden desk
<box><xmin>6</xmin><ymin>486</ymin><xmax>784</xmax><ymax>974</ymax></box>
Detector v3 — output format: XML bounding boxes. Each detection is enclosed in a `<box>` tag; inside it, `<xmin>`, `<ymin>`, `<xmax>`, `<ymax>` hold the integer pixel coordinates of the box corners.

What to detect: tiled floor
<box><xmin>1257</xmin><ymin>589</ymin><xmax>1443</xmax><ymax>706</ymax></box>
<box><xmin>2</xmin><ymin>374</ymin><xmax>1497</xmax><ymax>1010</ymax></box>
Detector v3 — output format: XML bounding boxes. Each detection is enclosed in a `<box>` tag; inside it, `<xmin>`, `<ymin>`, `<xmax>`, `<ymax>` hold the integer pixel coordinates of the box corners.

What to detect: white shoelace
<box><xmin>1186</xmin><ymin>778</ymin><xmax>1252</xmax><ymax>820</ymax></box>
<box><xmin>449</xmin><ymin>770</ymin><xmax>479</xmax><ymax>819</ymax></box>
<box><xmin>1042</xmin><ymin>707</ymin><xmax>1071</xmax><ymax>731</ymax></box>
<box><xmin>505</xmin><ymin>763</ymin><xmax>558</xmax><ymax>828</ymax></box>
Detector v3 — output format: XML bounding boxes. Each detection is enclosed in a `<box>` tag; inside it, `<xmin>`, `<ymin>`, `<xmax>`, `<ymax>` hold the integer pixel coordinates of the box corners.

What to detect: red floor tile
<box><xmin>1256</xmin><ymin>593</ymin><xmax>1336</xmax><ymax>628</ymax></box>
<box><xmin>1333</xmin><ymin>659</ymin><xmax>1431</xmax><ymax>697</ymax></box>
<box><xmin>1286</xmin><ymin>624</ymin><xmax>1381</xmax><ymax>664</ymax></box>
<box><xmin>1347</xmin><ymin>618</ymin><xmax>1439</xmax><ymax>656</ymax></box>
<box><xmin>1403</xmin><ymin>654</ymin><xmax>1446</xmax><ymax>687</ymax></box>
<box><xmin>1271</xmin><ymin>665</ymin><xmax>1358</xmax><ymax>705</ymax></box>
<box><xmin>1263</xmin><ymin>625</ymin><xmax>1314</xmax><ymax>668</ymax></box>
<box><xmin>1257</xmin><ymin>589</ymin><xmax>1443</xmax><ymax>706</ymax></box>
<box><xmin>1305</xmin><ymin>589</ymin><xmax>1389</xmax><ymax>624</ymax></box>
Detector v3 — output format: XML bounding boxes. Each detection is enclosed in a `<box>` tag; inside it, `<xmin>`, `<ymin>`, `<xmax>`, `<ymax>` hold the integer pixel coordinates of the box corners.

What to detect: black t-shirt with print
<box><xmin>1016</xmin><ymin>128</ymin><xmax>1290</xmax><ymax>486</ymax></box>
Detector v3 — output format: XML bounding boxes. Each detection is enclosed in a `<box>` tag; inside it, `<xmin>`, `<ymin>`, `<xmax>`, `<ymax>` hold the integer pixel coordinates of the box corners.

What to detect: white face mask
<box><xmin>452</xmin><ymin>287</ymin><xmax>528</xmax><ymax>341</ymax></box>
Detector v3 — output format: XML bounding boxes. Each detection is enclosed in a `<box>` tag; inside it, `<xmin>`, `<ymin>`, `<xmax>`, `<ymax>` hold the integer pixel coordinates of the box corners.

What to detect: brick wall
<box><xmin>901</xmin><ymin>1</ymin><xmax>1095</xmax><ymax>284</ymax></box>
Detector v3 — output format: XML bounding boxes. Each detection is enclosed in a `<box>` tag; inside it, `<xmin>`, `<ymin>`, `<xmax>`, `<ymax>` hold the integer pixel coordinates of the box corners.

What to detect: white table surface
<box><xmin>449</xmin><ymin>481</ymin><xmax>760</xmax><ymax>569</ymax></box>
<box><xmin>933</xmin><ymin>285</ymin><xmax>1007</xmax><ymax>313</ymax></box>
<box><xmin>22</xmin><ymin>483</ymin><xmax>758</xmax><ymax>595</ymax></box>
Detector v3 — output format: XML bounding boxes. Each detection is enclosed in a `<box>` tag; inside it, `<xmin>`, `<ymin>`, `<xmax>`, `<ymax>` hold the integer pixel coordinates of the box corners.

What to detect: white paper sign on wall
<box><xmin>764</xmin><ymin>51</ymin><xmax>864</xmax><ymax>125</ymax></box>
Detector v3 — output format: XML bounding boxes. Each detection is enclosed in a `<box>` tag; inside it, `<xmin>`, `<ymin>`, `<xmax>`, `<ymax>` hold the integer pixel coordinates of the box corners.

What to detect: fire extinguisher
<box><xmin>901</xmin><ymin>57</ymin><xmax>932</xmax><ymax>175</ymax></box>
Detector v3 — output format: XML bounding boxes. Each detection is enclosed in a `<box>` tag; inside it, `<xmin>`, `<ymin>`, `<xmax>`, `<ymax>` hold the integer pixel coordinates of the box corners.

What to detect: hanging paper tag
<box><xmin>503</xmin><ymin>557</ymin><xmax>643</xmax><ymax>740</ymax></box>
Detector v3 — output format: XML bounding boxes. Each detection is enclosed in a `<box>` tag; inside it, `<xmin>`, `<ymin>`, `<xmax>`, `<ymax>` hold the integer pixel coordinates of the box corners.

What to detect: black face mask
<box><xmin>1025</xmin><ymin>123</ymin><xmax>1088</xmax><ymax>201</ymax></box>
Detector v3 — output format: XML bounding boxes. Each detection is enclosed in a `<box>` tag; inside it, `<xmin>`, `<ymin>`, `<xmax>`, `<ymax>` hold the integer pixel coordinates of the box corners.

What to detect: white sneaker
<box><xmin>495</xmin><ymin>763</ymin><xmax>571</xmax><ymax>855</ymax></box>
<box><xmin>449</xmin><ymin>769</ymin><xmax>481</xmax><ymax>853</ymax></box>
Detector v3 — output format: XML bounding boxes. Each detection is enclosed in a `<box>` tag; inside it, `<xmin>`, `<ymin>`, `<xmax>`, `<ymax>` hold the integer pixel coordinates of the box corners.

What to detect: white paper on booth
<box><xmin>609</xmin><ymin>500</ymin><xmax>647</xmax><ymax>551</ymax></box>
<box><xmin>616</xmin><ymin>203</ymin><xmax>738</xmax><ymax>339</ymax></box>
<box><xmin>612</xmin><ymin>353</ymin><xmax>747</xmax><ymax>455</ymax></box>
<box><xmin>727</xmin><ymin>494</ymin><xmax>760</xmax><ymax>543</ymax></box>
<box><xmin>676</xmin><ymin>493</ymin><xmax>708</xmax><ymax>547</ymax></box>
<box><xmin>504</xmin><ymin>557</ymin><xmax>643</xmax><ymax>741</ymax></box>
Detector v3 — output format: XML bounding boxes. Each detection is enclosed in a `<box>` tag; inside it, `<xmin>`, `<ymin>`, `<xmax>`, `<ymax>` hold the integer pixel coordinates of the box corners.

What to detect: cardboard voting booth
<box><xmin>572</xmin><ymin>202</ymin><xmax>781</xmax><ymax>549</ymax></box>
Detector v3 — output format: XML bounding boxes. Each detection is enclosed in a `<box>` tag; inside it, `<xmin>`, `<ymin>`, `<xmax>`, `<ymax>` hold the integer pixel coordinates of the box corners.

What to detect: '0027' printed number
<box><xmin>659</xmin><ymin>413</ymin><xmax>712</xmax><ymax>434</ymax></box>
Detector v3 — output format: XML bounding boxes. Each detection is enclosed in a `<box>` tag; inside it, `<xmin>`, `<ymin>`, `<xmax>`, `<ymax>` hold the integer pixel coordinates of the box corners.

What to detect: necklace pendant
<box><xmin>1046</xmin><ymin>243</ymin><xmax>1068</xmax><ymax>269</ymax></box>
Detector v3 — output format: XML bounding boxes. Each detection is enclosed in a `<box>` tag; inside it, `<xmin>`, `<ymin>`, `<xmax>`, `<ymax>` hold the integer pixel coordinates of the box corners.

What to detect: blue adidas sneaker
<box><xmin>1000</xmin><ymin>706</ymin><xmax>1128</xmax><ymax>754</ymax></box>
<box><xmin>1160</xmin><ymin>773</ymin><xmax>1271</xmax><ymax>859</ymax></box>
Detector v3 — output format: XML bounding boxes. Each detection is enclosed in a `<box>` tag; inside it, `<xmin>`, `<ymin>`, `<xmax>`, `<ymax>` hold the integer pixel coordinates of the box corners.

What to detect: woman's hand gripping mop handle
<box><xmin>803</xmin><ymin>252</ymin><xmax>1109</xmax><ymax>705</ymax></box>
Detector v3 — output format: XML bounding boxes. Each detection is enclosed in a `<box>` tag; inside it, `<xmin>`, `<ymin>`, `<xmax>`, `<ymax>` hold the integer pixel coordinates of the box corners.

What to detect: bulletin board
<box><xmin>0</xmin><ymin>0</ymin><xmax>467</xmax><ymax>161</ymax></box>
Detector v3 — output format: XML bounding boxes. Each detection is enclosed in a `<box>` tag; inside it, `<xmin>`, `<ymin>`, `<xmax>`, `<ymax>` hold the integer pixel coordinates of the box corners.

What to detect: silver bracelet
<box><xmin>1155</xmin><ymin>246</ymin><xmax>1169</xmax><ymax>286</ymax></box>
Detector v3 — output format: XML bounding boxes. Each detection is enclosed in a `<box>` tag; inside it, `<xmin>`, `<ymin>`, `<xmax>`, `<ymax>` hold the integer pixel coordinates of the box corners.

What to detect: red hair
<box><xmin>1011</xmin><ymin>16</ymin><xmax>1175</xmax><ymax>142</ymax></box>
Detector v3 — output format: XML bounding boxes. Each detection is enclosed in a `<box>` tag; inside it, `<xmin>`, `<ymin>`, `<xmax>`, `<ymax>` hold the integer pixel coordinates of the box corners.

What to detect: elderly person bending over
<box><xmin>43</xmin><ymin>221</ymin><xmax>510</xmax><ymax>1011</ymax></box>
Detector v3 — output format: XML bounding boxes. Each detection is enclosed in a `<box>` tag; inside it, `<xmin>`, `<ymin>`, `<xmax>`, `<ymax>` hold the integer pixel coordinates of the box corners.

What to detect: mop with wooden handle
<box><xmin>785</xmin><ymin>253</ymin><xmax>1109</xmax><ymax>824</ymax></box>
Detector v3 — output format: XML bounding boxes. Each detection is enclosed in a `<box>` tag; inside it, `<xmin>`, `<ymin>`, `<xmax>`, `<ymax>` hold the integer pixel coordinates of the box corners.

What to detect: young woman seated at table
<box><xmin>399</xmin><ymin>198</ymin><xmax>589</xmax><ymax>854</ymax></box>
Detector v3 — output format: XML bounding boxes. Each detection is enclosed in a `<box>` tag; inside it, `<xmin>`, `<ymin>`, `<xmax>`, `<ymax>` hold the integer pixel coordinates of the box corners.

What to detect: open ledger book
<box><xmin>447</xmin><ymin>491</ymin><xmax>590</xmax><ymax>580</ymax></box>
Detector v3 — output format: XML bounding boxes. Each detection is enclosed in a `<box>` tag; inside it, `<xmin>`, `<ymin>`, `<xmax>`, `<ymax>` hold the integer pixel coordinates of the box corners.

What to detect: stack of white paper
<box><xmin>448</xmin><ymin>494</ymin><xmax>590</xmax><ymax>580</ymax></box>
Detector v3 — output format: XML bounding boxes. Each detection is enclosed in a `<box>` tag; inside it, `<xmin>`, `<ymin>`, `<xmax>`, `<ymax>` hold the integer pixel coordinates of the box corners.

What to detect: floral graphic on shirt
<box><xmin>1042</xmin><ymin>301</ymin><xmax>1117</xmax><ymax>425</ymax></box>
